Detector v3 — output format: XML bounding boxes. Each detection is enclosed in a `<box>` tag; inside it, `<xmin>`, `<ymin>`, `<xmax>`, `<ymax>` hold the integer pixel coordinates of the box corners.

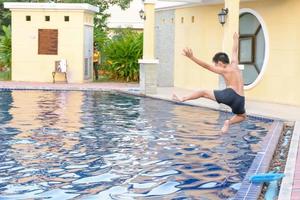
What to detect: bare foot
<box><xmin>221</xmin><ymin>120</ymin><xmax>230</xmax><ymax>133</ymax></box>
<box><xmin>172</xmin><ymin>94</ymin><xmax>183</xmax><ymax>102</ymax></box>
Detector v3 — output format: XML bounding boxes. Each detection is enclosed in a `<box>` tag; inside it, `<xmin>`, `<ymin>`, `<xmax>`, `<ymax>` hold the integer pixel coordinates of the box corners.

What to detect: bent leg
<box><xmin>229</xmin><ymin>114</ymin><xmax>247</xmax><ymax>124</ymax></box>
<box><xmin>173</xmin><ymin>90</ymin><xmax>216</xmax><ymax>102</ymax></box>
<box><xmin>221</xmin><ymin>114</ymin><xmax>246</xmax><ymax>133</ymax></box>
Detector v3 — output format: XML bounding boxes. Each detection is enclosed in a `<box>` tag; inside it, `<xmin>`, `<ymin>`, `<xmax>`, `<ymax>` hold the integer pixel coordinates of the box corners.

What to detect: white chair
<box><xmin>52</xmin><ymin>59</ymin><xmax>68</xmax><ymax>83</ymax></box>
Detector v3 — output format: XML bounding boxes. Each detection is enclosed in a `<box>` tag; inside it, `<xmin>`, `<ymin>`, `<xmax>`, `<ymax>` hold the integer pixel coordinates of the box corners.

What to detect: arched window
<box><xmin>239</xmin><ymin>10</ymin><xmax>268</xmax><ymax>88</ymax></box>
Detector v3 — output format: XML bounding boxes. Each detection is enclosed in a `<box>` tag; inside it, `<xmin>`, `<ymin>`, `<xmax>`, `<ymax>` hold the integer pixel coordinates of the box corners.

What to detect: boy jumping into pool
<box><xmin>173</xmin><ymin>32</ymin><xmax>246</xmax><ymax>133</ymax></box>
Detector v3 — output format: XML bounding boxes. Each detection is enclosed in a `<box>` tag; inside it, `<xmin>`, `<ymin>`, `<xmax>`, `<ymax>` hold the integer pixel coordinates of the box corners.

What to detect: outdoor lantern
<box><xmin>139</xmin><ymin>9</ymin><xmax>146</xmax><ymax>20</ymax></box>
<box><xmin>218</xmin><ymin>8</ymin><xmax>228</xmax><ymax>26</ymax></box>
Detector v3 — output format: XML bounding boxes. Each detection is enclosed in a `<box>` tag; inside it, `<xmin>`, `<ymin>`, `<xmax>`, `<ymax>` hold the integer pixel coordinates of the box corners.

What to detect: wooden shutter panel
<box><xmin>38</xmin><ymin>29</ymin><xmax>58</xmax><ymax>55</ymax></box>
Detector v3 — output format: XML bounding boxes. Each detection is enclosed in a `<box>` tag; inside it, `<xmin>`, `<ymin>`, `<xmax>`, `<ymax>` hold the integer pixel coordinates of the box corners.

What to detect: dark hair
<box><xmin>212</xmin><ymin>52</ymin><xmax>229</xmax><ymax>64</ymax></box>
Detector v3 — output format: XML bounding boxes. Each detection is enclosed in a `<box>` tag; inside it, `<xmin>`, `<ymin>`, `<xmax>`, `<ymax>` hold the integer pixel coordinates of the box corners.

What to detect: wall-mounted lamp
<box><xmin>139</xmin><ymin>9</ymin><xmax>146</xmax><ymax>20</ymax></box>
<box><xmin>218</xmin><ymin>8</ymin><xmax>228</xmax><ymax>26</ymax></box>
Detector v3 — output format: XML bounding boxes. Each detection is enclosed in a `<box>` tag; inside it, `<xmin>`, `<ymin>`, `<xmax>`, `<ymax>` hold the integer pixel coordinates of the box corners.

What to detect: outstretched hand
<box><xmin>182</xmin><ymin>48</ymin><xmax>194</xmax><ymax>58</ymax></box>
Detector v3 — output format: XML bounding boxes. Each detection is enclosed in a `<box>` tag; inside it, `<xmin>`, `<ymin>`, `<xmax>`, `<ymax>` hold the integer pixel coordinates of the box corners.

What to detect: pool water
<box><xmin>0</xmin><ymin>90</ymin><xmax>271</xmax><ymax>200</ymax></box>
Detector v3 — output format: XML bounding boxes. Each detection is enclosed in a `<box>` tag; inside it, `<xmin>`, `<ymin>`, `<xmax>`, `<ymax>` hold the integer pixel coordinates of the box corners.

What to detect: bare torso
<box><xmin>222</xmin><ymin>64</ymin><xmax>244</xmax><ymax>96</ymax></box>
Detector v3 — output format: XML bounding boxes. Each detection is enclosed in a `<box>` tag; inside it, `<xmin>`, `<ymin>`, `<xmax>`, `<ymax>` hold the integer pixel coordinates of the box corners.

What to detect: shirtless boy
<box><xmin>173</xmin><ymin>32</ymin><xmax>246</xmax><ymax>133</ymax></box>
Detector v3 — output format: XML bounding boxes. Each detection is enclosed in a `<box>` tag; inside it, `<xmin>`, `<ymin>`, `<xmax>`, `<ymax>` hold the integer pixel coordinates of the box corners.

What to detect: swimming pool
<box><xmin>0</xmin><ymin>90</ymin><xmax>272</xmax><ymax>199</ymax></box>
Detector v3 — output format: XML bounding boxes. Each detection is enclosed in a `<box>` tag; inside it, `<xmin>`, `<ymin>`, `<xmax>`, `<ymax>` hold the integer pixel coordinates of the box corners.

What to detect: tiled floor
<box><xmin>292</xmin><ymin>190</ymin><xmax>300</xmax><ymax>200</ymax></box>
<box><xmin>1</xmin><ymin>81</ymin><xmax>300</xmax><ymax>199</ymax></box>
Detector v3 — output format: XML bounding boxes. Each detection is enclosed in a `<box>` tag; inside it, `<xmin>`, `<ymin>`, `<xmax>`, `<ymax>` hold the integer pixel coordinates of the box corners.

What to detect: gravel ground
<box><xmin>258</xmin><ymin>122</ymin><xmax>294</xmax><ymax>200</ymax></box>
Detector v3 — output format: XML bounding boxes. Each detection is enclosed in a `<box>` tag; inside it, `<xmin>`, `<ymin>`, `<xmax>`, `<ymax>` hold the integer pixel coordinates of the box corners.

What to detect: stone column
<box><xmin>219</xmin><ymin>0</ymin><xmax>240</xmax><ymax>89</ymax></box>
<box><xmin>138</xmin><ymin>0</ymin><xmax>159</xmax><ymax>95</ymax></box>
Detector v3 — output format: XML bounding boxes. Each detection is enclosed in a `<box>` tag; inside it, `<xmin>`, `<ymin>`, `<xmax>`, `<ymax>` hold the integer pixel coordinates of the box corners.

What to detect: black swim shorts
<box><xmin>213</xmin><ymin>88</ymin><xmax>245</xmax><ymax>114</ymax></box>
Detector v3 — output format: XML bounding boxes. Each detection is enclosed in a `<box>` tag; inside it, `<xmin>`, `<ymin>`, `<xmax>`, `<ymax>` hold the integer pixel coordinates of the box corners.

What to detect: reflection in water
<box><xmin>0</xmin><ymin>90</ymin><xmax>271</xmax><ymax>199</ymax></box>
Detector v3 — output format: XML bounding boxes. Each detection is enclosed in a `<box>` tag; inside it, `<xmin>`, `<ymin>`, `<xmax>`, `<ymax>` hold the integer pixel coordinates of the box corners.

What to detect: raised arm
<box><xmin>182</xmin><ymin>48</ymin><xmax>225</xmax><ymax>74</ymax></box>
<box><xmin>231</xmin><ymin>32</ymin><xmax>239</xmax><ymax>65</ymax></box>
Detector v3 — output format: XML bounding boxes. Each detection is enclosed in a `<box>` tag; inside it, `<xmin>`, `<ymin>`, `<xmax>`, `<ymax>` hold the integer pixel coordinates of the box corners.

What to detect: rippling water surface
<box><xmin>0</xmin><ymin>90</ymin><xmax>271</xmax><ymax>200</ymax></box>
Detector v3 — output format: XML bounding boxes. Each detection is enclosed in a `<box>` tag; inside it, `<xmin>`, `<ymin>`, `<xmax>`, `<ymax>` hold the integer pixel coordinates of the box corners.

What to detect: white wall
<box><xmin>107</xmin><ymin>0</ymin><xmax>186</xmax><ymax>29</ymax></box>
<box><xmin>107</xmin><ymin>0</ymin><xmax>144</xmax><ymax>29</ymax></box>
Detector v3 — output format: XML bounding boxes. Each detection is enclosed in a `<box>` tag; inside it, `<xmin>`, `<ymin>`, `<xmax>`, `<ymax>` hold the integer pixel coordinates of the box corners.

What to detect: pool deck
<box><xmin>1</xmin><ymin>81</ymin><xmax>300</xmax><ymax>199</ymax></box>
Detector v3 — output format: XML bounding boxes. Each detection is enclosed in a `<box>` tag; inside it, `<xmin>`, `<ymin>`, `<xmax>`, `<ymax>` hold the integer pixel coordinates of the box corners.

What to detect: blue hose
<box><xmin>250</xmin><ymin>173</ymin><xmax>284</xmax><ymax>183</ymax></box>
<box><xmin>265</xmin><ymin>180</ymin><xmax>278</xmax><ymax>200</ymax></box>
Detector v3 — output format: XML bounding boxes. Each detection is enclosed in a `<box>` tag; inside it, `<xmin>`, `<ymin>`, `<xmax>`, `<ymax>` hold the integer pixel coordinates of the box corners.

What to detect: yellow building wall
<box><xmin>174</xmin><ymin>5</ymin><xmax>223</xmax><ymax>91</ymax></box>
<box><xmin>143</xmin><ymin>2</ymin><xmax>156</xmax><ymax>59</ymax></box>
<box><xmin>240</xmin><ymin>0</ymin><xmax>300</xmax><ymax>106</ymax></box>
<box><xmin>11</xmin><ymin>9</ymin><xmax>92</xmax><ymax>83</ymax></box>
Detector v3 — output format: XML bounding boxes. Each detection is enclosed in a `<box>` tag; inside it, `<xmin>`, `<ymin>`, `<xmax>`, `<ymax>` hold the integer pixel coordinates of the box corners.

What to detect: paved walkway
<box><xmin>1</xmin><ymin>81</ymin><xmax>300</xmax><ymax>199</ymax></box>
<box><xmin>0</xmin><ymin>81</ymin><xmax>138</xmax><ymax>91</ymax></box>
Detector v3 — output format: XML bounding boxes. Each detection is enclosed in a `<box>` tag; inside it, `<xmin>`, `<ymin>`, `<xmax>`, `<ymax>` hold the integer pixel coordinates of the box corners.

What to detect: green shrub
<box><xmin>0</xmin><ymin>70</ymin><xmax>10</xmax><ymax>81</ymax></box>
<box><xmin>0</xmin><ymin>25</ymin><xmax>11</xmax><ymax>80</ymax></box>
<box><xmin>103</xmin><ymin>29</ymin><xmax>142</xmax><ymax>82</ymax></box>
<box><xmin>94</xmin><ymin>28</ymin><xmax>109</xmax><ymax>52</ymax></box>
<box><xmin>0</xmin><ymin>25</ymin><xmax>11</xmax><ymax>69</ymax></box>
